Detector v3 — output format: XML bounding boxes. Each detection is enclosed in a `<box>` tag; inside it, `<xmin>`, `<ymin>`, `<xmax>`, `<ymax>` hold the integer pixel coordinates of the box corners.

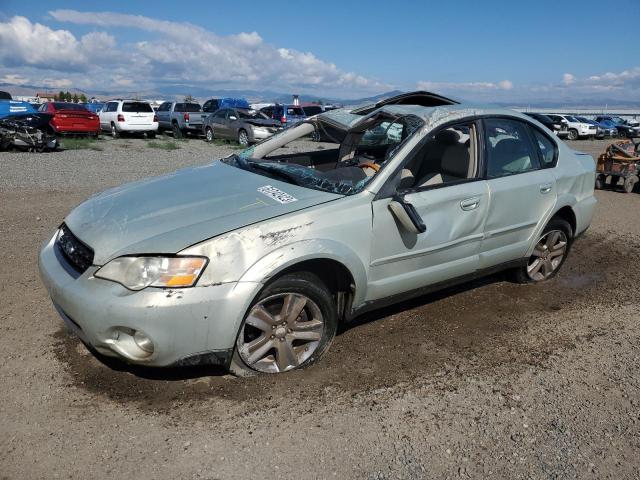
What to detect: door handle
<box><xmin>460</xmin><ymin>197</ymin><xmax>480</xmax><ymax>211</ymax></box>
<box><xmin>539</xmin><ymin>183</ymin><xmax>553</xmax><ymax>194</ymax></box>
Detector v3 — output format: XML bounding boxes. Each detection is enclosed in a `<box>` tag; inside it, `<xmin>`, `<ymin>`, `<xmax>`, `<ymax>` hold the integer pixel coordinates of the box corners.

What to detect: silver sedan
<box><xmin>39</xmin><ymin>95</ymin><xmax>596</xmax><ymax>375</ymax></box>
<box><xmin>202</xmin><ymin>107</ymin><xmax>281</xmax><ymax>146</ymax></box>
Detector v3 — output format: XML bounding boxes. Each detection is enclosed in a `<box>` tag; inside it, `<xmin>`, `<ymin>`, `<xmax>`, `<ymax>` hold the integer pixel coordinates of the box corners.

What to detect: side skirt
<box><xmin>348</xmin><ymin>259</ymin><xmax>527</xmax><ymax>320</ymax></box>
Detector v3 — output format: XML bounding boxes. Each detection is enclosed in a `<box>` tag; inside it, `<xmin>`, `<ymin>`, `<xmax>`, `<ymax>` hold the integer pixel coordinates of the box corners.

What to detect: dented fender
<box><xmin>237</xmin><ymin>238</ymin><xmax>368</xmax><ymax>305</ymax></box>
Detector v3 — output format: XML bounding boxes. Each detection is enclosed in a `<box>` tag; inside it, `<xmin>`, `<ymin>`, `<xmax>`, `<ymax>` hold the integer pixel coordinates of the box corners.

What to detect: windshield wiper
<box><xmin>248</xmin><ymin>161</ymin><xmax>303</xmax><ymax>186</ymax></box>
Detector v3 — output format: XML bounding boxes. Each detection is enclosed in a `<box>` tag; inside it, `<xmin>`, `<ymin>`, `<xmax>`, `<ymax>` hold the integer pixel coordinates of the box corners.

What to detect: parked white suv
<box><xmin>99</xmin><ymin>100</ymin><xmax>158</xmax><ymax>138</ymax></box>
<box><xmin>555</xmin><ymin>114</ymin><xmax>596</xmax><ymax>140</ymax></box>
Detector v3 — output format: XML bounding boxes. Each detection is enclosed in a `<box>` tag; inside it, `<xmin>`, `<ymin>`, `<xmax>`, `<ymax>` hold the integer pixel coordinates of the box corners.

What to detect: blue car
<box><xmin>0</xmin><ymin>91</ymin><xmax>37</xmax><ymax>119</ymax></box>
<box><xmin>595</xmin><ymin>116</ymin><xmax>639</xmax><ymax>138</ymax></box>
<box><xmin>203</xmin><ymin>97</ymin><xmax>249</xmax><ymax>115</ymax></box>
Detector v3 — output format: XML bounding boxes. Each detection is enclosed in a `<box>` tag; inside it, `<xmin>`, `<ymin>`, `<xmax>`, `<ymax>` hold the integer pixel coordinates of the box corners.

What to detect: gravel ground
<box><xmin>1</xmin><ymin>136</ymin><xmax>639</xmax><ymax>479</ymax></box>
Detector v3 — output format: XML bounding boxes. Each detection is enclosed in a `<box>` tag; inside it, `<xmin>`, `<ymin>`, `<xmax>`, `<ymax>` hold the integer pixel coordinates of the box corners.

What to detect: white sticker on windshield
<box><xmin>257</xmin><ymin>185</ymin><xmax>298</xmax><ymax>204</ymax></box>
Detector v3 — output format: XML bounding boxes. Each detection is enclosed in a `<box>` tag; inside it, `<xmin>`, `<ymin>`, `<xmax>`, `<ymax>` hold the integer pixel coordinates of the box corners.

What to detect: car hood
<box><xmin>65</xmin><ymin>161</ymin><xmax>342</xmax><ymax>264</ymax></box>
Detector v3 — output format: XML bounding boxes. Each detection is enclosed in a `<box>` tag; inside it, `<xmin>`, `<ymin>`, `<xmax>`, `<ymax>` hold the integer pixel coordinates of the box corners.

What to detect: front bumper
<box><xmin>249</xmin><ymin>127</ymin><xmax>279</xmax><ymax>141</ymax></box>
<box><xmin>116</xmin><ymin>123</ymin><xmax>158</xmax><ymax>133</ymax></box>
<box><xmin>38</xmin><ymin>233</ymin><xmax>258</xmax><ymax>367</ymax></box>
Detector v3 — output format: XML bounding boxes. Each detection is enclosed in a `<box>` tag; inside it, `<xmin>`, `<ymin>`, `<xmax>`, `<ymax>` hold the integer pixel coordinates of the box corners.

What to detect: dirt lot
<box><xmin>1</xmin><ymin>136</ymin><xmax>639</xmax><ymax>479</ymax></box>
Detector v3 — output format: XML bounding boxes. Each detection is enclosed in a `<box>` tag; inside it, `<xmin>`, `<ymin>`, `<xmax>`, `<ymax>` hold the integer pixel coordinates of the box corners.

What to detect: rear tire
<box><xmin>229</xmin><ymin>272</ymin><xmax>337</xmax><ymax>376</ymax></box>
<box><xmin>146</xmin><ymin>131</ymin><xmax>156</xmax><ymax>139</ymax></box>
<box><xmin>110</xmin><ymin>123</ymin><xmax>119</xmax><ymax>138</ymax></box>
<box><xmin>172</xmin><ymin>123</ymin><xmax>183</xmax><ymax>139</ymax></box>
<box><xmin>205</xmin><ymin>127</ymin><xmax>214</xmax><ymax>143</ymax></box>
<box><xmin>514</xmin><ymin>217</ymin><xmax>572</xmax><ymax>284</ymax></box>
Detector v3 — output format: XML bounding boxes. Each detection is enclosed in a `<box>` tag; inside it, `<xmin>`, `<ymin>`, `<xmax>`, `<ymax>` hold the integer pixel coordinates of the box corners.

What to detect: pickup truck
<box><xmin>156</xmin><ymin>101</ymin><xmax>207</xmax><ymax>138</ymax></box>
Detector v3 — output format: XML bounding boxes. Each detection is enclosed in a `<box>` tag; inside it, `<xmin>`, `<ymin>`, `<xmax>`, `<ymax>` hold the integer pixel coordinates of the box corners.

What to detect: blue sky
<box><xmin>0</xmin><ymin>0</ymin><xmax>638</xmax><ymax>102</ymax></box>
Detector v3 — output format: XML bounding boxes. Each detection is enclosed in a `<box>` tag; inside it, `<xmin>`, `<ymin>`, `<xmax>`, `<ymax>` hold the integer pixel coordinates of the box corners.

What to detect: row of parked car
<box><xmin>23</xmin><ymin>96</ymin><xmax>336</xmax><ymax>146</ymax></box>
<box><xmin>2</xmin><ymin>89</ymin><xmax>640</xmax><ymax>149</ymax></box>
<box><xmin>524</xmin><ymin>112</ymin><xmax>640</xmax><ymax>140</ymax></box>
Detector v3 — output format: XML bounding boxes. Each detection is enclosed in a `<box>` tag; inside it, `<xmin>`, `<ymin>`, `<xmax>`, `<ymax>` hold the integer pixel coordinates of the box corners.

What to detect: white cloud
<box><xmin>0</xmin><ymin>16</ymin><xmax>115</xmax><ymax>72</ymax></box>
<box><xmin>416</xmin><ymin>79</ymin><xmax>514</xmax><ymax>92</ymax></box>
<box><xmin>562</xmin><ymin>73</ymin><xmax>575</xmax><ymax>85</ymax></box>
<box><xmin>0</xmin><ymin>73</ymin><xmax>30</xmax><ymax>85</ymax></box>
<box><xmin>42</xmin><ymin>9</ymin><xmax>388</xmax><ymax>94</ymax></box>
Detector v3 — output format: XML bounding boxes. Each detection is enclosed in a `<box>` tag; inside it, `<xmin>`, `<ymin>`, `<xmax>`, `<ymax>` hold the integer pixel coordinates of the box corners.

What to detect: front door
<box><xmin>368</xmin><ymin>121</ymin><xmax>488</xmax><ymax>301</ymax></box>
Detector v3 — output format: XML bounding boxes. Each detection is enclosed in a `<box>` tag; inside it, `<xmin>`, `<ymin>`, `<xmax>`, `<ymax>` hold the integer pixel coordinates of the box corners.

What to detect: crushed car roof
<box><xmin>319</xmin><ymin>103</ymin><xmax>535</xmax><ymax>131</ymax></box>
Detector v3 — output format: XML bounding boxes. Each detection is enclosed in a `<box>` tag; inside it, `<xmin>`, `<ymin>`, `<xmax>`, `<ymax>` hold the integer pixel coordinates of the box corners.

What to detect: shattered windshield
<box><xmin>221</xmin><ymin>113</ymin><xmax>423</xmax><ymax>195</ymax></box>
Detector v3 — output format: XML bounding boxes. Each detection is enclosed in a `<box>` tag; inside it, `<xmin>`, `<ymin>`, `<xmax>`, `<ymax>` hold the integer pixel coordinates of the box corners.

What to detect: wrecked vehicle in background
<box><xmin>595</xmin><ymin>139</ymin><xmax>640</xmax><ymax>193</ymax></box>
<box><xmin>0</xmin><ymin>113</ymin><xmax>58</xmax><ymax>151</ymax></box>
<box><xmin>39</xmin><ymin>93</ymin><xmax>596</xmax><ymax>376</ymax></box>
<box><xmin>0</xmin><ymin>92</ymin><xmax>57</xmax><ymax>151</ymax></box>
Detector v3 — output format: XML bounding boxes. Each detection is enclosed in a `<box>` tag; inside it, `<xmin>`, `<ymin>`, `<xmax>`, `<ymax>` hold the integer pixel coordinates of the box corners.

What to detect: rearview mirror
<box><xmin>389</xmin><ymin>194</ymin><xmax>426</xmax><ymax>234</ymax></box>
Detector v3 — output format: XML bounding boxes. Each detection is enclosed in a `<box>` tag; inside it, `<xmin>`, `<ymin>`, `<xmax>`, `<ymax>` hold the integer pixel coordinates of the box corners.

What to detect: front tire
<box><xmin>205</xmin><ymin>127</ymin><xmax>214</xmax><ymax>143</ymax></box>
<box><xmin>515</xmin><ymin>217</ymin><xmax>572</xmax><ymax>283</ymax></box>
<box><xmin>229</xmin><ymin>272</ymin><xmax>337</xmax><ymax>376</ymax></box>
<box><xmin>567</xmin><ymin>129</ymin><xmax>579</xmax><ymax>141</ymax></box>
<box><xmin>172</xmin><ymin>123</ymin><xmax>183</xmax><ymax>139</ymax></box>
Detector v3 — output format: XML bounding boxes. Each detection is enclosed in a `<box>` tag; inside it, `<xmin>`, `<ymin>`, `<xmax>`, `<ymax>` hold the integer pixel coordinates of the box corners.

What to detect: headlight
<box><xmin>95</xmin><ymin>256</ymin><xmax>208</xmax><ymax>290</ymax></box>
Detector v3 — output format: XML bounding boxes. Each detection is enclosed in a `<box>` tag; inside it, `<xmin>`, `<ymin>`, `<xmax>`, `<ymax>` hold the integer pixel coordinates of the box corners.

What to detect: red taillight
<box><xmin>153</xmin><ymin>114</ymin><xmax>158</xmax><ymax>123</ymax></box>
<box><xmin>280</xmin><ymin>116</ymin><xmax>287</xmax><ymax>123</ymax></box>
<box><xmin>117</xmin><ymin>114</ymin><xmax>125</xmax><ymax>122</ymax></box>
<box><xmin>183</xmin><ymin>113</ymin><xmax>190</xmax><ymax>122</ymax></box>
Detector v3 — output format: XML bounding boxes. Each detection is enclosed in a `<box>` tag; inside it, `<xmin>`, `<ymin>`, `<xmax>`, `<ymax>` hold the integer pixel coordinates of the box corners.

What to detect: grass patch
<box><xmin>60</xmin><ymin>136</ymin><xmax>103</xmax><ymax>151</ymax></box>
<box><xmin>147</xmin><ymin>140</ymin><xmax>181</xmax><ymax>151</ymax></box>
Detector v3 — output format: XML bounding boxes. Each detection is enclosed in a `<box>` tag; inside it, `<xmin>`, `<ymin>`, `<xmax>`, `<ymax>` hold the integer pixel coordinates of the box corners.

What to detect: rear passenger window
<box><xmin>485</xmin><ymin>118</ymin><xmax>540</xmax><ymax>178</ymax></box>
<box><xmin>531</xmin><ymin>129</ymin><xmax>557</xmax><ymax>168</ymax></box>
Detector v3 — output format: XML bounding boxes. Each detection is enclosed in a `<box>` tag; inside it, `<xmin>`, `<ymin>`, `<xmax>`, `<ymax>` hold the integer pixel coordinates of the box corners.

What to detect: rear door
<box><xmin>209</xmin><ymin>109</ymin><xmax>229</xmax><ymax>138</ymax></box>
<box><xmin>479</xmin><ymin>117</ymin><xmax>557</xmax><ymax>268</ymax></box>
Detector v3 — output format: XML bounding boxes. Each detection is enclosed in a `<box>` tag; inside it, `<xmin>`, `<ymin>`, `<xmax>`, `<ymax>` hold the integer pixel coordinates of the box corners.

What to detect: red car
<box><xmin>38</xmin><ymin>102</ymin><xmax>100</xmax><ymax>136</ymax></box>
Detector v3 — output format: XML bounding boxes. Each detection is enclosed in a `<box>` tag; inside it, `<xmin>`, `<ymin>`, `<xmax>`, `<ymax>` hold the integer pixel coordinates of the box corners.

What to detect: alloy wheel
<box><xmin>206</xmin><ymin>127</ymin><xmax>214</xmax><ymax>142</ymax></box>
<box><xmin>239</xmin><ymin>130</ymin><xmax>249</xmax><ymax>146</ymax></box>
<box><xmin>527</xmin><ymin>230</ymin><xmax>568</xmax><ymax>281</ymax></box>
<box><xmin>237</xmin><ymin>293</ymin><xmax>324</xmax><ymax>373</ymax></box>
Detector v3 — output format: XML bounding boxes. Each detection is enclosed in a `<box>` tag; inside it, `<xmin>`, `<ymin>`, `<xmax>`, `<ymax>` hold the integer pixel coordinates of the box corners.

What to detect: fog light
<box><xmin>133</xmin><ymin>330</ymin><xmax>154</xmax><ymax>354</ymax></box>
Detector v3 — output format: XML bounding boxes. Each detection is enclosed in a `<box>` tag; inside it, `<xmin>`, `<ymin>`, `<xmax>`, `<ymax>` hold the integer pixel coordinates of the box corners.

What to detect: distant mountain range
<box><xmin>2</xmin><ymin>82</ymin><xmax>639</xmax><ymax>109</ymax></box>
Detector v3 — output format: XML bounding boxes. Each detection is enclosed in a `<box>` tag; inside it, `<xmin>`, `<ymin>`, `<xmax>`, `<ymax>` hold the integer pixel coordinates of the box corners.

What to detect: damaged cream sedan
<box><xmin>39</xmin><ymin>94</ymin><xmax>596</xmax><ymax>375</ymax></box>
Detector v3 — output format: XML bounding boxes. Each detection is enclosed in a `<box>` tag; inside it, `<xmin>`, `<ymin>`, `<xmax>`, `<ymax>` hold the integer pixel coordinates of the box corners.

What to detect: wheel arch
<box><xmin>552</xmin><ymin>205</ymin><xmax>576</xmax><ymax>236</ymax></box>
<box><xmin>237</xmin><ymin>240</ymin><xmax>368</xmax><ymax>321</ymax></box>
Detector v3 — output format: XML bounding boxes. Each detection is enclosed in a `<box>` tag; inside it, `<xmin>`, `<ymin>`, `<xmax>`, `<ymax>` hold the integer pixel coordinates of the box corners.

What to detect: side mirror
<box><xmin>389</xmin><ymin>194</ymin><xmax>426</xmax><ymax>234</ymax></box>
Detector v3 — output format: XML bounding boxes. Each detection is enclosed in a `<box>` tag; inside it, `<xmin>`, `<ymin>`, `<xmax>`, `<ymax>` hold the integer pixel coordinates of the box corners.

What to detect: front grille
<box><xmin>55</xmin><ymin>224</ymin><xmax>94</xmax><ymax>274</ymax></box>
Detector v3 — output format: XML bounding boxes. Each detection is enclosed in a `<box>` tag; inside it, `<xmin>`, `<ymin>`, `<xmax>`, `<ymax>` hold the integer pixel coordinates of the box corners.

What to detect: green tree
<box><xmin>72</xmin><ymin>93</ymin><xmax>79</xmax><ymax>103</ymax></box>
<box><xmin>57</xmin><ymin>91</ymin><xmax>65</xmax><ymax>101</ymax></box>
<box><xmin>64</xmin><ymin>91</ymin><xmax>72</xmax><ymax>102</ymax></box>
<box><xmin>79</xmin><ymin>94</ymin><xmax>87</xmax><ymax>103</ymax></box>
